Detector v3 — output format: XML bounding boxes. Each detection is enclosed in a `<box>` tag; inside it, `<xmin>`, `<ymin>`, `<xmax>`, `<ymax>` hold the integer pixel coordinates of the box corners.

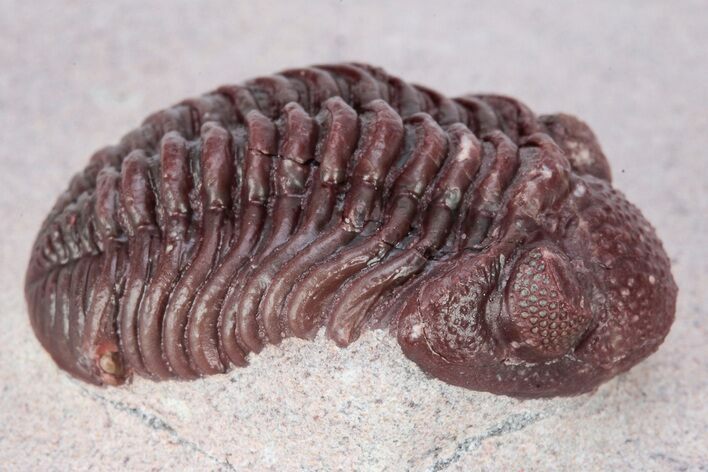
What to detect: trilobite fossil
<box><xmin>25</xmin><ymin>63</ymin><xmax>677</xmax><ymax>398</ymax></box>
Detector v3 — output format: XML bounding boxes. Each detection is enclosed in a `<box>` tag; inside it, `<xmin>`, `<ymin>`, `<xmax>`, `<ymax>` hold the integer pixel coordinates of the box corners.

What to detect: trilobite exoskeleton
<box><xmin>25</xmin><ymin>63</ymin><xmax>676</xmax><ymax>398</ymax></box>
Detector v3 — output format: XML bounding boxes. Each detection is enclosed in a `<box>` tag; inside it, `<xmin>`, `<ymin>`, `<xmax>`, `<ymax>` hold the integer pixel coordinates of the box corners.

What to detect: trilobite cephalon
<box><xmin>25</xmin><ymin>63</ymin><xmax>676</xmax><ymax>398</ymax></box>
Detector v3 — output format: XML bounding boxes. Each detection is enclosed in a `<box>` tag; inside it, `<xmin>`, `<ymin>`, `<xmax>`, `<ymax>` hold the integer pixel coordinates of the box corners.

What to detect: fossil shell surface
<box><xmin>25</xmin><ymin>63</ymin><xmax>676</xmax><ymax>398</ymax></box>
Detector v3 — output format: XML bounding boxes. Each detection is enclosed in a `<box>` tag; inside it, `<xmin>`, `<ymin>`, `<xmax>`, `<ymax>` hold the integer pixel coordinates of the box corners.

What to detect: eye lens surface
<box><xmin>503</xmin><ymin>245</ymin><xmax>592</xmax><ymax>362</ymax></box>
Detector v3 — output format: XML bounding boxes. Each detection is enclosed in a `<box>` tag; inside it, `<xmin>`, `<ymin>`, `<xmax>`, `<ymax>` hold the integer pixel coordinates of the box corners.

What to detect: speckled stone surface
<box><xmin>0</xmin><ymin>1</ymin><xmax>706</xmax><ymax>470</ymax></box>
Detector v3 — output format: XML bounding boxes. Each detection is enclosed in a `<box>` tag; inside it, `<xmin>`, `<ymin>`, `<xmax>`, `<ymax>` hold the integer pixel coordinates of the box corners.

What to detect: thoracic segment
<box><xmin>25</xmin><ymin>63</ymin><xmax>676</xmax><ymax>398</ymax></box>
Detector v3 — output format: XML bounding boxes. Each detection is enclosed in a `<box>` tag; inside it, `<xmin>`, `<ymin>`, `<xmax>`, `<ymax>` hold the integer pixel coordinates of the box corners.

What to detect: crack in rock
<box><xmin>649</xmin><ymin>452</ymin><xmax>692</xmax><ymax>471</ymax></box>
<box><xmin>429</xmin><ymin>412</ymin><xmax>545</xmax><ymax>471</ymax></box>
<box><xmin>77</xmin><ymin>386</ymin><xmax>235</xmax><ymax>471</ymax></box>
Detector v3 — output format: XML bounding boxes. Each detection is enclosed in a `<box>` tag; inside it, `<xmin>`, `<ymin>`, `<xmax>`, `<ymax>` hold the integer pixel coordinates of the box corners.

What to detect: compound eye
<box><xmin>500</xmin><ymin>244</ymin><xmax>593</xmax><ymax>363</ymax></box>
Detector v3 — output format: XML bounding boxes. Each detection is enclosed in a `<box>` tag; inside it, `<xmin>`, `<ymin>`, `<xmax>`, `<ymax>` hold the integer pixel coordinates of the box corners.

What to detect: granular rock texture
<box><xmin>25</xmin><ymin>63</ymin><xmax>676</xmax><ymax>398</ymax></box>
